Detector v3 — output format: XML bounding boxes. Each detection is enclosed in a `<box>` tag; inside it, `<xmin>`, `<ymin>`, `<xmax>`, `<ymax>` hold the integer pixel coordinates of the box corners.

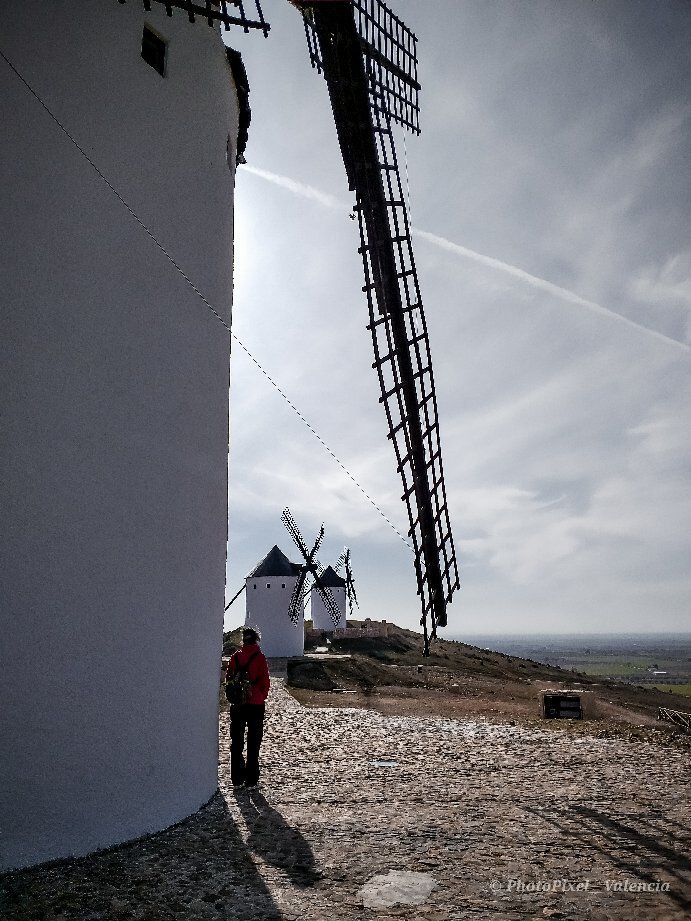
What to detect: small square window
<box><xmin>142</xmin><ymin>25</ymin><xmax>166</xmax><ymax>76</ymax></box>
<box><xmin>267</xmin><ymin>583</ymin><xmax>271</xmax><ymax>589</ymax></box>
<box><xmin>281</xmin><ymin>583</ymin><xmax>286</xmax><ymax>589</ymax></box>
<box><xmin>253</xmin><ymin>584</ymin><xmax>256</xmax><ymax>589</ymax></box>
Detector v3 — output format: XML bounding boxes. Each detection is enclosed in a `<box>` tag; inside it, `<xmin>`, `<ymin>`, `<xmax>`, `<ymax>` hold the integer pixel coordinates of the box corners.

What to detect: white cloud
<box><xmin>629</xmin><ymin>252</ymin><xmax>691</xmax><ymax>311</ymax></box>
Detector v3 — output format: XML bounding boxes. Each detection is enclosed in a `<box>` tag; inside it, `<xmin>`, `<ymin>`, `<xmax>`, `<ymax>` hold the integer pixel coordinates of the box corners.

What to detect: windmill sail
<box><xmin>334</xmin><ymin>547</ymin><xmax>359</xmax><ymax>617</ymax></box>
<box><xmin>281</xmin><ymin>509</ymin><xmax>343</xmax><ymax>627</ymax></box>
<box><xmin>343</xmin><ymin>550</ymin><xmax>359</xmax><ymax>616</ymax></box>
<box><xmin>294</xmin><ymin>0</ymin><xmax>459</xmax><ymax>650</ymax></box>
<box><xmin>121</xmin><ymin>0</ymin><xmax>270</xmax><ymax>34</ymax></box>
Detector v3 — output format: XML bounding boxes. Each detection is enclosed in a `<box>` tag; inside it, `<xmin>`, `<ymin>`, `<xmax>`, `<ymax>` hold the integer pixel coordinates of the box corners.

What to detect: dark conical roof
<box><xmin>248</xmin><ymin>545</ymin><xmax>302</xmax><ymax>578</ymax></box>
<box><xmin>315</xmin><ymin>565</ymin><xmax>346</xmax><ymax>588</ymax></box>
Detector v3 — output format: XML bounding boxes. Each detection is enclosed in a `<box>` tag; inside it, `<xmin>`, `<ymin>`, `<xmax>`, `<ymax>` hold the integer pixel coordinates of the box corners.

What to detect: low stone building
<box><xmin>335</xmin><ymin>619</ymin><xmax>389</xmax><ymax>639</ymax></box>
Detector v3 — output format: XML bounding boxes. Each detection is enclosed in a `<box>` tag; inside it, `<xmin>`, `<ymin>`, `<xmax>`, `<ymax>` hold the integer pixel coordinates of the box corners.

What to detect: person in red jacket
<box><xmin>227</xmin><ymin>626</ymin><xmax>270</xmax><ymax>789</ymax></box>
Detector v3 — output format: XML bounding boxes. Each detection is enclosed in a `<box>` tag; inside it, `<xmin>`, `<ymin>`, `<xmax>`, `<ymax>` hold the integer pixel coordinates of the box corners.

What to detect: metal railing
<box><xmin>657</xmin><ymin>707</ymin><xmax>691</xmax><ymax>732</ymax></box>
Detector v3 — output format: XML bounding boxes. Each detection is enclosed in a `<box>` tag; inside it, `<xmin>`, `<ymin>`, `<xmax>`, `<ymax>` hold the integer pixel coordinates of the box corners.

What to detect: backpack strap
<box><xmin>232</xmin><ymin>649</ymin><xmax>260</xmax><ymax>678</ymax></box>
<box><xmin>243</xmin><ymin>649</ymin><xmax>260</xmax><ymax>682</ymax></box>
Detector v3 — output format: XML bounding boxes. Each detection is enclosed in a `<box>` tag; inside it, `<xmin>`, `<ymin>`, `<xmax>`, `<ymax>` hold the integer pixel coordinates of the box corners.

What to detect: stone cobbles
<box><xmin>223</xmin><ymin>680</ymin><xmax>690</xmax><ymax>920</ymax></box>
<box><xmin>1</xmin><ymin>678</ymin><xmax>689</xmax><ymax>920</ymax></box>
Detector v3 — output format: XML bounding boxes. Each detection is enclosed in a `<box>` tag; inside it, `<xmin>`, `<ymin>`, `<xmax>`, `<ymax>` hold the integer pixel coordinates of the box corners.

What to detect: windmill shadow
<box><xmin>0</xmin><ymin>792</ymin><xmax>283</xmax><ymax>921</ymax></box>
<box><xmin>234</xmin><ymin>789</ymin><xmax>321</xmax><ymax>888</ymax></box>
<box><xmin>629</xmin><ymin>810</ymin><xmax>691</xmax><ymax>848</ymax></box>
<box><xmin>522</xmin><ymin>802</ymin><xmax>691</xmax><ymax>911</ymax></box>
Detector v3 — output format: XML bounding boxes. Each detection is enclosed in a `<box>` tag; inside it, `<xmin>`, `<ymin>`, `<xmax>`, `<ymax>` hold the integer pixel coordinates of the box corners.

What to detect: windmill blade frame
<box><xmin>288</xmin><ymin>568</ymin><xmax>311</xmax><ymax>624</ymax></box>
<box><xmin>293</xmin><ymin>0</ymin><xmax>460</xmax><ymax>654</ymax></box>
<box><xmin>281</xmin><ymin>508</ymin><xmax>341</xmax><ymax>627</ymax></box>
<box><xmin>281</xmin><ymin>508</ymin><xmax>324</xmax><ymax>565</ymax></box>
<box><xmin>344</xmin><ymin>550</ymin><xmax>359</xmax><ymax>616</ymax></box>
<box><xmin>333</xmin><ymin>548</ymin><xmax>348</xmax><ymax>574</ymax></box>
<box><xmin>121</xmin><ymin>0</ymin><xmax>270</xmax><ymax>35</ymax></box>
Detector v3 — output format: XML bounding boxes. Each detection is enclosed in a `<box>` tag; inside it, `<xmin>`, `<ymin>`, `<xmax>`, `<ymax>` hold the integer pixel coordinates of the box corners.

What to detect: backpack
<box><xmin>225</xmin><ymin>650</ymin><xmax>260</xmax><ymax>706</ymax></box>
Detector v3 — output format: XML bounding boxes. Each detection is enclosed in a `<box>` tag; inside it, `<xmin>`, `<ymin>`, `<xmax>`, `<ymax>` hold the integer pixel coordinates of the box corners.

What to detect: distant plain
<box><xmin>450</xmin><ymin>633</ymin><xmax>691</xmax><ymax>696</ymax></box>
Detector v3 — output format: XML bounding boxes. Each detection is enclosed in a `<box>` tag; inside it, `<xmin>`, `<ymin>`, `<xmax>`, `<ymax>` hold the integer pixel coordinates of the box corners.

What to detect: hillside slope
<box><xmin>267</xmin><ymin>622</ymin><xmax>689</xmax><ymax>746</ymax></box>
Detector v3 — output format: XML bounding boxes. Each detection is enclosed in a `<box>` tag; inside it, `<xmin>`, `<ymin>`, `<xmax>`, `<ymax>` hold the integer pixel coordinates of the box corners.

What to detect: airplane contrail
<box><xmin>412</xmin><ymin>229</ymin><xmax>690</xmax><ymax>354</ymax></box>
<box><xmin>241</xmin><ymin>164</ymin><xmax>347</xmax><ymax>212</ymax></box>
<box><xmin>240</xmin><ymin>164</ymin><xmax>690</xmax><ymax>354</ymax></box>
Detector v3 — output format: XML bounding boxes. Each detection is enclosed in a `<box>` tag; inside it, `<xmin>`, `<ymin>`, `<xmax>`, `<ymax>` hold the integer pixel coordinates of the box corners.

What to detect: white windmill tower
<box><xmin>0</xmin><ymin>0</ymin><xmax>267</xmax><ymax>872</ymax></box>
<box><xmin>244</xmin><ymin>545</ymin><xmax>305</xmax><ymax>658</ymax></box>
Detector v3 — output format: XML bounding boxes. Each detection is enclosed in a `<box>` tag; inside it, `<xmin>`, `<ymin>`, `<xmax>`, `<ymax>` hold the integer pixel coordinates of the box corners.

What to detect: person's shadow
<box><xmin>234</xmin><ymin>789</ymin><xmax>321</xmax><ymax>888</ymax></box>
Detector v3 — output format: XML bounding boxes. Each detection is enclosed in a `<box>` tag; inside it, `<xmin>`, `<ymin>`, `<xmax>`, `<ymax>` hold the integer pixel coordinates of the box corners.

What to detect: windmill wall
<box><xmin>311</xmin><ymin>585</ymin><xmax>347</xmax><ymax>631</ymax></box>
<box><xmin>0</xmin><ymin>2</ymin><xmax>240</xmax><ymax>871</ymax></box>
<box><xmin>245</xmin><ymin>576</ymin><xmax>305</xmax><ymax>658</ymax></box>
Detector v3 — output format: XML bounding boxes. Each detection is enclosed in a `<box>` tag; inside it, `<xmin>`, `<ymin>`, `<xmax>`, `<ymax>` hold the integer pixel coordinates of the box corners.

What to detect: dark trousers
<box><xmin>230</xmin><ymin>703</ymin><xmax>265</xmax><ymax>786</ymax></box>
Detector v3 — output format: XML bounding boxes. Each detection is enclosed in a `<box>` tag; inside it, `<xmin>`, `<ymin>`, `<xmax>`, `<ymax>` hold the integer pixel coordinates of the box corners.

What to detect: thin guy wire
<box><xmin>403</xmin><ymin>132</ymin><xmax>412</xmax><ymax>227</ymax></box>
<box><xmin>232</xmin><ymin>336</ymin><xmax>412</xmax><ymax>549</ymax></box>
<box><xmin>0</xmin><ymin>46</ymin><xmax>412</xmax><ymax>553</ymax></box>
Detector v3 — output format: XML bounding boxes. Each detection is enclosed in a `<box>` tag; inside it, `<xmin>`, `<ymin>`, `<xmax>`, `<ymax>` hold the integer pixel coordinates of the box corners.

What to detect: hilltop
<box><xmin>224</xmin><ymin>621</ymin><xmax>690</xmax><ymax>747</ymax></box>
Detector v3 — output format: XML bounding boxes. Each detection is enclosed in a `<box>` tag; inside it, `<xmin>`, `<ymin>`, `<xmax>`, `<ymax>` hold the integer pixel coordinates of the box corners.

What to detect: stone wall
<box><xmin>306</xmin><ymin>619</ymin><xmax>390</xmax><ymax>641</ymax></box>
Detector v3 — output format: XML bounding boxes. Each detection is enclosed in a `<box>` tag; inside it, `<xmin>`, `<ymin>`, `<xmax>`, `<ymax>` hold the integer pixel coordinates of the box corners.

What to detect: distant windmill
<box><xmin>334</xmin><ymin>547</ymin><xmax>359</xmax><ymax>617</ymax></box>
<box><xmin>281</xmin><ymin>508</ymin><xmax>342</xmax><ymax>628</ymax></box>
<box><xmin>310</xmin><ymin>564</ymin><xmax>346</xmax><ymax>631</ymax></box>
<box><xmin>291</xmin><ymin>0</ymin><xmax>460</xmax><ymax>654</ymax></box>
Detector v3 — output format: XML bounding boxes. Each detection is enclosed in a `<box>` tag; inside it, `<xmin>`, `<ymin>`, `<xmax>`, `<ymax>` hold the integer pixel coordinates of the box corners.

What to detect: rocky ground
<box><xmin>2</xmin><ymin>669</ymin><xmax>689</xmax><ymax>921</ymax></box>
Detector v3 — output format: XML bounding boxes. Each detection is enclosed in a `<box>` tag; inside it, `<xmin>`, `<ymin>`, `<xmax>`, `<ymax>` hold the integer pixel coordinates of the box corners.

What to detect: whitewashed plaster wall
<box><xmin>0</xmin><ymin>2</ymin><xmax>239</xmax><ymax>871</ymax></box>
<box><xmin>245</xmin><ymin>577</ymin><xmax>305</xmax><ymax>658</ymax></box>
<box><xmin>311</xmin><ymin>586</ymin><xmax>347</xmax><ymax>631</ymax></box>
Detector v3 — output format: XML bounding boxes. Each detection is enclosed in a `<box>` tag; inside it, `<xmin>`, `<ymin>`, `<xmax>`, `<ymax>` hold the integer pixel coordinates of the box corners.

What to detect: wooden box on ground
<box><xmin>539</xmin><ymin>689</ymin><xmax>597</xmax><ymax>720</ymax></box>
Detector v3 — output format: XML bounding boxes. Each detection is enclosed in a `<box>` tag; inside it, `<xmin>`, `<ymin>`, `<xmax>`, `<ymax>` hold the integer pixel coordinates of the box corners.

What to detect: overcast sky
<box><xmin>222</xmin><ymin>0</ymin><xmax>691</xmax><ymax>637</ymax></box>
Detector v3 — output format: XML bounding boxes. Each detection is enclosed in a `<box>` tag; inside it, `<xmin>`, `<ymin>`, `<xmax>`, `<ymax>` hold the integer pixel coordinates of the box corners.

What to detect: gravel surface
<box><xmin>2</xmin><ymin>678</ymin><xmax>689</xmax><ymax>920</ymax></box>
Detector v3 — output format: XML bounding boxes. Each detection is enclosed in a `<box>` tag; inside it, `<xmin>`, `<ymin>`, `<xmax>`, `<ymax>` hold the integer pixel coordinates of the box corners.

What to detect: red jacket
<box><xmin>227</xmin><ymin>643</ymin><xmax>270</xmax><ymax>705</ymax></box>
